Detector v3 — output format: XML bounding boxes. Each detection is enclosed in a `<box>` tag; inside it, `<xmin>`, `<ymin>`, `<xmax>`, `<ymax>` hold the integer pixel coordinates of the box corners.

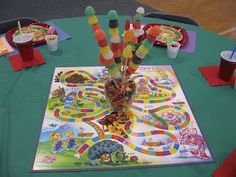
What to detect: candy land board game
<box><xmin>33</xmin><ymin>65</ymin><xmax>213</xmax><ymax>172</ymax></box>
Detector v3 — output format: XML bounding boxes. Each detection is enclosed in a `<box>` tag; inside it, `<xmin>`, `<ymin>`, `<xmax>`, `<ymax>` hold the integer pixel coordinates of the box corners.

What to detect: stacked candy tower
<box><xmin>85</xmin><ymin>6</ymin><xmax>160</xmax><ymax>112</ymax></box>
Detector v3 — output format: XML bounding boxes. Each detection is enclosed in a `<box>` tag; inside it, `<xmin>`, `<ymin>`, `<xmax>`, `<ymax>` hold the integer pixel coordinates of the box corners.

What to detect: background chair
<box><xmin>144</xmin><ymin>12</ymin><xmax>199</xmax><ymax>26</ymax></box>
<box><xmin>0</xmin><ymin>17</ymin><xmax>39</xmax><ymax>35</ymax></box>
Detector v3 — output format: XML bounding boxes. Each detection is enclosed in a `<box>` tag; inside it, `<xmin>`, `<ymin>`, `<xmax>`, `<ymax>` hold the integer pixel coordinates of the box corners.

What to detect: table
<box><xmin>0</xmin><ymin>15</ymin><xmax>235</xmax><ymax>177</ymax></box>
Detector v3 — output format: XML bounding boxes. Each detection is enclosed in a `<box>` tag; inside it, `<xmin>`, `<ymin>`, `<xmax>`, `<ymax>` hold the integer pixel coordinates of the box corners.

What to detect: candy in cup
<box><xmin>13</xmin><ymin>33</ymin><xmax>34</xmax><ymax>61</ymax></box>
<box><xmin>45</xmin><ymin>34</ymin><xmax>58</xmax><ymax>52</ymax></box>
<box><xmin>167</xmin><ymin>41</ymin><xmax>181</xmax><ymax>59</ymax></box>
<box><xmin>105</xmin><ymin>79</ymin><xmax>136</xmax><ymax>112</ymax></box>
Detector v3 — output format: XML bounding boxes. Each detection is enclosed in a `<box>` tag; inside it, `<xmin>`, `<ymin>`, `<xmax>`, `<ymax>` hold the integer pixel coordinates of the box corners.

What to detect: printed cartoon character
<box><xmin>179</xmin><ymin>128</ymin><xmax>209</xmax><ymax>159</ymax></box>
<box><xmin>65</xmin><ymin>130</ymin><xmax>78</xmax><ymax>150</ymax></box>
<box><xmin>161</xmin><ymin>111</ymin><xmax>182</xmax><ymax>125</ymax></box>
<box><xmin>98</xmin><ymin>112</ymin><xmax>119</xmax><ymax>131</ymax></box>
<box><xmin>188</xmin><ymin>134</ymin><xmax>209</xmax><ymax>159</ymax></box>
<box><xmin>137</xmin><ymin>79</ymin><xmax>150</xmax><ymax>98</ymax></box>
<box><xmin>50</xmin><ymin>132</ymin><xmax>64</xmax><ymax>153</ymax></box>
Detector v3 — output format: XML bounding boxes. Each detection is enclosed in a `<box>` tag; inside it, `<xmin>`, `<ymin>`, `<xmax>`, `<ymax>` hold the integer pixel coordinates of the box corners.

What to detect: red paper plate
<box><xmin>143</xmin><ymin>23</ymin><xmax>188</xmax><ymax>47</ymax></box>
<box><xmin>6</xmin><ymin>22</ymin><xmax>58</xmax><ymax>46</ymax></box>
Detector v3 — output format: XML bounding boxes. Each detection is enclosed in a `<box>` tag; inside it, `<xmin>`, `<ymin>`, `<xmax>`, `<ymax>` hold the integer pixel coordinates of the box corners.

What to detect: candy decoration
<box><xmin>132</xmin><ymin>56</ymin><xmax>142</xmax><ymax>64</ymax></box>
<box><xmin>123</xmin><ymin>30</ymin><xmax>134</xmax><ymax>43</ymax></box>
<box><xmin>134</xmin><ymin>14</ymin><xmax>143</xmax><ymax>22</ymax></box>
<box><xmin>114</xmin><ymin>57</ymin><xmax>122</xmax><ymax>64</ymax></box>
<box><xmin>103</xmin><ymin>50</ymin><xmax>114</xmax><ymax>60</ymax></box>
<box><xmin>85</xmin><ymin>6</ymin><xmax>95</xmax><ymax>16</ymax></box>
<box><xmin>122</xmin><ymin>45</ymin><xmax>133</xmax><ymax>59</ymax></box>
<box><xmin>136</xmin><ymin>45</ymin><xmax>149</xmax><ymax>56</ymax></box>
<box><xmin>99</xmin><ymin>54</ymin><xmax>114</xmax><ymax>66</ymax></box>
<box><xmin>142</xmin><ymin>39</ymin><xmax>153</xmax><ymax>49</ymax></box>
<box><xmin>108</xmin><ymin>10</ymin><xmax>118</xmax><ymax>20</ymax></box>
<box><xmin>109</xmin><ymin>20</ymin><xmax>118</xmax><ymax>28</ymax></box>
<box><xmin>125</xmin><ymin>20</ymin><xmax>131</xmax><ymax>31</ymax></box>
<box><xmin>99</xmin><ymin>45</ymin><xmax>111</xmax><ymax>54</ymax></box>
<box><xmin>98</xmin><ymin>39</ymin><xmax>108</xmax><ymax>47</ymax></box>
<box><xmin>110</xmin><ymin>35</ymin><xmax>121</xmax><ymax>43</ymax></box>
<box><xmin>85</xmin><ymin>6</ymin><xmax>159</xmax><ymax>78</ymax></box>
<box><xmin>125</xmin><ymin>25</ymin><xmax>160</xmax><ymax>74</ymax></box>
<box><xmin>88</xmin><ymin>15</ymin><xmax>98</xmax><ymax>25</ymax></box>
<box><xmin>107</xmin><ymin>10</ymin><xmax>123</xmax><ymax>77</ymax></box>
<box><xmin>91</xmin><ymin>23</ymin><xmax>101</xmax><ymax>32</ymax></box>
<box><xmin>109</xmin><ymin>28</ymin><xmax>119</xmax><ymax>36</ymax></box>
<box><xmin>136</xmin><ymin>7</ymin><xmax>145</xmax><ymax>15</ymax></box>
<box><xmin>94</xmin><ymin>29</ymin><xmax>106</xmax><ymax>41</ymax></box>
<box><xmin>85</xmin><ymin>6</ymin><xmax>115</xmax><ymax>69</ymax></box>
<box><xmin>133</xmin><ymin>21</ymin><xmax>141</xmax><ymax>29</ymax></box>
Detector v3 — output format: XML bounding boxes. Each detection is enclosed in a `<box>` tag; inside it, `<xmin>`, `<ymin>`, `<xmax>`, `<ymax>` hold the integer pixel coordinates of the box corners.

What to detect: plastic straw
<box><xmin>17</xmin><ymin>21</ymin><xmax>22</xmax><ymax>35</ymax></box>
<box><xmin>229</xmin><ymin>47</ymin><xmax>236</xmax><ymax>60</ymax></box>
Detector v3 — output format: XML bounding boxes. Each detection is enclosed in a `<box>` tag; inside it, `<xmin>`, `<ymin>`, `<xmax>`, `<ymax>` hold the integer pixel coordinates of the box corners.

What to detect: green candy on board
<box><xmin>108</xmin><ymin>10</ymin><xmax>118</xmax><ymax>20</ymax></box>
<box><xmin>85</xmin><ymin>6</ymin><xmax>95</xmax><ymax>16</ymax></box>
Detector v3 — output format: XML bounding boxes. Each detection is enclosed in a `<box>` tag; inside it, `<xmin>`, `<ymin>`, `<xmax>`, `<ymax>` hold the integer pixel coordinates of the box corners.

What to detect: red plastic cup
<box><xmin>13</xmin><ymin>33</ymin><xmax>34</xmax><ymax>61</ymax></box>
<box><xmin>218</xmin><ymin>51</ymin><xmax>236</xmax><ymax>81</ymax></box>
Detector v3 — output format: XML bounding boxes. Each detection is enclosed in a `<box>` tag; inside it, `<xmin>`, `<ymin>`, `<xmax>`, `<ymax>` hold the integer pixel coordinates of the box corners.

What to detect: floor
<box><xmin>137</xmin><ymin>0</ymin><xmax>236</xmax><ymax>40</ymax></box>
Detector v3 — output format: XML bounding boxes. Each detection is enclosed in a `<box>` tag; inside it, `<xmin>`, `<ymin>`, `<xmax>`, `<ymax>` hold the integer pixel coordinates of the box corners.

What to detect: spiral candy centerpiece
<box><xmin>85</xmin><ymin>6</ymin><xmax>160</xmax><ymax>113</ymax></box>
<box><xmin>85</xmin><ymin>6</ymin><xmax>160</xmax><ymax>79</ymax></box>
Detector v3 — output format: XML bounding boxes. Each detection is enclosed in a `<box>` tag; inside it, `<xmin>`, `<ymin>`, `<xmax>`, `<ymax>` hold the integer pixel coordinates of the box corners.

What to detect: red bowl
<box><xmin>6</xmin><ymin>22</ymin><xmax>58</xmax><ymax>46</ymax></box>
<box><xmin>142</xmin><ymin>23</ymin><xmax>188</xmax><ymax>47</ymax></box>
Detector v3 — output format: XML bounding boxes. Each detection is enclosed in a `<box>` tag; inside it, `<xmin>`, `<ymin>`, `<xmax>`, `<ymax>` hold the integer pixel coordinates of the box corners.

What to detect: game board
<box><xmin>33</xmin><ymin>65</ymin><xmax>213</xmax><ymax>171</ymax></box>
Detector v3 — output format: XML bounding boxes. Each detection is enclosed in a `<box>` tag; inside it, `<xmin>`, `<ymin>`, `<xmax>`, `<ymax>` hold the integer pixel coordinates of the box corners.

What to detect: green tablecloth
<box><xmin>0</xmin><ymin>16</ymin><xmax>235</xmax><ymax>177</ymax></box>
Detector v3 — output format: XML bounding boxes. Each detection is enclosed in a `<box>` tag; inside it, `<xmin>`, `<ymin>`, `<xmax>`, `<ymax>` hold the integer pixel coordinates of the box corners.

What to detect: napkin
<box><xmin>9</xmin><ymin>49</ymin><xmax>45</xmax><ymax>72</ymax></box>
<box><xmin>180</xmin><ymin>30</ymin><xmax>196</xmax><ymax>53</ymax></box>
<box><xmin>0</xmin><ymin>37</ymin><xmax>14</xmax><ymax>56</ymax></box>
<box><xmin>199</xmin><ymin>65</ymin><xmax>235</xmax><ymax>86</ymax></box>
<box><xmin>213</xmin><ymin>149</ymin><xmax>236</xmax><ymax>177</ymax></box>
<box><xmin>47</xmin><ymin>22</ymin><xmax>71</xmax><ymax>42</ymax></box>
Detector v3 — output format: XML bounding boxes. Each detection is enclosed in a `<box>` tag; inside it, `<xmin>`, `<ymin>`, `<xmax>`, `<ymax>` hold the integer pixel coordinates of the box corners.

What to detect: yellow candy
<box><xmin>123</xmin><ymin>30</ymin><xmax>134</xmax><ymax>43</ymax></box>
<box><xmin>99</xmin><ymin>45</ymin><xmax>110</xmax><ymax>54</ymax></box>
<box><xmin>137</xmin><ymin>45</ymin><xmax>149</xmax><ymax>55</ymax></box>
<box><xmin>122</xmin><ymin>45</ymin><xmax>133</xmax><ymax>58</ymax></box>
<box><xmin>109</xmin><ymin>28</ymin><xmax>119</xmax><ymax>36</ymax></box>
<box><xmin>129</xmin><ymin>61</ymin><xmax>139</xmax><ymax>70</ymax></box>
<box><xmin>88</xmin><ymin>15</ymin><xmax>98</xmax><ymax>25</ymax></box>
<box><xmin>109</xmin><ymin>64</ymin><xmax>121</xmax><ymax>74</ymax></box>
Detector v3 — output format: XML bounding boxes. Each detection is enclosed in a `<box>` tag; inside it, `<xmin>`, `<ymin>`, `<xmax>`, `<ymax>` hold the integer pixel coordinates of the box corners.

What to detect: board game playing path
<box><xmin>33</xmin><ymin>65</ymin><xmax>213</xmax><ymax>172</ymax></box>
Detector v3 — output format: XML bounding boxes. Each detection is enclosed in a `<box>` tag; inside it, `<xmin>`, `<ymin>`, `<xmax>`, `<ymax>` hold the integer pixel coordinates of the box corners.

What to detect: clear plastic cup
<box><xmin>45</xmin><ymin>34</ymin><xmax>58</xmax><ymax>52</ymax></box>
<box><xmin>167</xmin><ymin>41</ymin><xmax>181</xmax><ymax>59</ymax></box>
<box><xmin>13</xmin><ymin>33</ymin><xmax>34</xmax><ymax>61</ymax></box>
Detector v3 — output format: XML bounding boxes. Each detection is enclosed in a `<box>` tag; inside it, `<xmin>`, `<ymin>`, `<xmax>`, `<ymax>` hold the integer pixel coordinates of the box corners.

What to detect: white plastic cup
<box><xmin>167</xmin><ymin>41</ymin><xmax>181</xmax><ymax>59</ymax></box>
<box><xmin>45</xmin><ymin>34</ymin><xmax>58</xmax><ymax>52</ymax></box>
